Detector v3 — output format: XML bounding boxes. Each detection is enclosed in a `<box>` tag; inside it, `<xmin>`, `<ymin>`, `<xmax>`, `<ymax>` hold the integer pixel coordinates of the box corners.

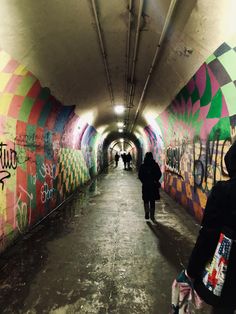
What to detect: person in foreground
<box><xmin>138</xmin><ymin>152</ymin><xmax>162</xmax><ymax>223</ymax></box>
<box><xmin>187</xmin><ymin>140</ymin><xmax>236</xmax><ymax>314</ymax></box>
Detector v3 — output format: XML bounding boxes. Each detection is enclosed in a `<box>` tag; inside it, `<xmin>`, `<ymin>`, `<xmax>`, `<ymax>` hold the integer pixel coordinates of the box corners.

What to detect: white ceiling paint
<box><xmin>0</xmin><ymin>0</ymin><xmax>235</xmax><ymax>139</ymax></box>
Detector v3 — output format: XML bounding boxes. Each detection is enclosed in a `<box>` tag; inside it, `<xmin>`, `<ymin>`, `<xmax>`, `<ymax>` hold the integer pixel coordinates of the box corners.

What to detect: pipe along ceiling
<box><xmin>0</xmin><ymin>0</ymin><xmax>236</xmax><ymax>251</ymax></box>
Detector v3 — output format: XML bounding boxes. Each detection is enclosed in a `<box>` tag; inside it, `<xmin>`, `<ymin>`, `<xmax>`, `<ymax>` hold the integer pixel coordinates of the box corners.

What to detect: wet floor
<box><xmin>0</xmin><ymin>163</ymin><xmax>211</xmax><ymax>314</ymax></box>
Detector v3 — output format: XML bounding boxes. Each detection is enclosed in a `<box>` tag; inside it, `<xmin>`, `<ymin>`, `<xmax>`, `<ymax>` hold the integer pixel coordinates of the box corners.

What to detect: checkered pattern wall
<box><xmin>146</xmin><ymin>39</ymin><xmax>236</xmax><ymax>222</ymax></box>
<box><xmin>0</xmin><ymin>49</ymin><xmax>97</xmax><ymax>251</ymax></box>
<box><xmin>57</xmin><ymin>148</ymin><xmax>90</xmax><ymax>198</ymax></box>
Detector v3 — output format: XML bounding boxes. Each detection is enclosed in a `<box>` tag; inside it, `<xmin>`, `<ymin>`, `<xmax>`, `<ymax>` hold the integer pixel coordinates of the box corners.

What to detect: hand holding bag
<box><xmin>171</xmin><ymin>270</ymin><xmax>203</xmax><ymax>314</ymax></box>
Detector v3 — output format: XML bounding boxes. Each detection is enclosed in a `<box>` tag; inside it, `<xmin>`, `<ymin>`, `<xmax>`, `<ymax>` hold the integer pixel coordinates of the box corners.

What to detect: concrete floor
<box><xmin>0</xmin><ymin>163</ymin><xmax>211</xmax><ymax>314</ymax></box>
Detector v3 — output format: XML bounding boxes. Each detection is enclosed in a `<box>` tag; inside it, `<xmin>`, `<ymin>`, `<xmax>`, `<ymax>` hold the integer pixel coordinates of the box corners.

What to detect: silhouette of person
<box><xmin>114</xmin><ymin>152</ymin><xmax>120</xmax><ymax>167</ymax></box>
<box><xmin>126</xmin><ymin>152</ymin><xmax>132</xmax><ymax>170</ymax></box>
<box><xmin>186</xmin><ymin>140</ymin><xmax>236</xmax><ymax>314</ymax></box>
<box><xmin>138</xmin><ymin>152</ymin><xmax>162</xmax><ymax>223</ymax></box>
<box><xmin>121</xmin><ymin>153</ymin><xmax>127</xmax><ymax>170</ymax></box>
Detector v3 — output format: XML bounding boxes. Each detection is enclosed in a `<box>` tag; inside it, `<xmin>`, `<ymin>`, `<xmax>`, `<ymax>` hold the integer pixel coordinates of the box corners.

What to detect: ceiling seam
<box><xmin>90</xmin><ymin>0</ymin><xmax>114</xmax><ymax>108</ymax></box>
<box><xmin>125</xmin><ymin>0</ymin><xmax>144</xmax><ymax>131</ymax></box>
<box><xmin>124</xmin><ymin>0</ymin><xmax>133</xmax><ymax>112</ymax></box>
<box><xmin>130</xmin><ymin>0</ymin><xmax>178</xmax><ymax>132</ymax></box>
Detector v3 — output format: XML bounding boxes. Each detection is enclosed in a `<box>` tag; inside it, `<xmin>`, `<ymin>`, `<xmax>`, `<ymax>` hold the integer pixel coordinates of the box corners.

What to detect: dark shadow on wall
<box><xmin>146</xmin><ymin>221</ymin><xmax>194</xmax><ymax>271</ymax></box>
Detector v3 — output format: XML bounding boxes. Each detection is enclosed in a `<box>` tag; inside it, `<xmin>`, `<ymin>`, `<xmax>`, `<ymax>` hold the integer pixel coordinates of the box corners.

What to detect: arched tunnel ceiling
<box><xmin>0</xmin><ymin>0</ymin><xmax>235</xmax><ymax>138</ymax></box>
<box><xmin>104</xmin><ymin>131</ymin><xmax>140</xmax><ymax>149</ymax></box>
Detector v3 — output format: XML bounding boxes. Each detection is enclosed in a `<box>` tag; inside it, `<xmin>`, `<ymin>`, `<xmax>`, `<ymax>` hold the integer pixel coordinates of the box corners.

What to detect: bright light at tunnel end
<box><xmin>117</xmin><ymin>122</ymin><xmax>124</xmax><ymax>128</ymax></box>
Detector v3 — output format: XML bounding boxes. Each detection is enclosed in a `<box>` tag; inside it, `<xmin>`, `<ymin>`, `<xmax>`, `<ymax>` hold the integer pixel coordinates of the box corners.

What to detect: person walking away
<box><xmin>186</xmin><ymin>140</ymin><xmax>236</xmax><ymax>314</ymax></box>
<box><xmin>114</xmin><ymin>152</ymin><xmax>120</xmax><ymax>167</ymax></box>
<box><xmin>121</xmin><ymin>153</ymin><xmax>127</xmax><ymax>170</ymax></box>
<box><xmin>138</xmin><ymin>152</ymin><xmax>162</xmax><ymax>223</ymax></box>
<box><xmin>126</xmin><ymin>152</ymin><xmax>132</xmax><ymax>169</ymax></box>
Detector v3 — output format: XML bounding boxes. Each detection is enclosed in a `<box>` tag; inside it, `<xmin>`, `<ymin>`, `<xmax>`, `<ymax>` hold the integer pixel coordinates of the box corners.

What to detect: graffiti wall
<box><xmin>0</xmin><ymin>49</ymin><xmax>99</xmax><ymax>251</ymax></box>
<box><xmin>147</xmin><ymin>40</ymin><xmax>236</xmax><ymax>221</ymax></box>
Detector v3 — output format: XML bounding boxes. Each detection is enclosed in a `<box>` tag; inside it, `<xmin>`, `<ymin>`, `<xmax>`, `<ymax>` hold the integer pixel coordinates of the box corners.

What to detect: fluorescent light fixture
<box><xmin>114</xmin><ymin>105</ymin><xmax>125</xmax><ymax>114</ymax></box>
<box><xmin>118</xmin><ymin>129</ymin><xmax>123</xmax><ymax>133</ymax></box>
<box><xmin>117</xmin><ymin>122</ymin><xmax>124</xmax><ymax>128</ymax></box>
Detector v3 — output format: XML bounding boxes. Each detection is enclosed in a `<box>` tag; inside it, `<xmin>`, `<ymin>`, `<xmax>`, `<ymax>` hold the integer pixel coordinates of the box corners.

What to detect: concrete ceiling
<box><xmin>0</xmin><ymin>0</ymin><xmax>235</xmax><ymax>139</ymax></box>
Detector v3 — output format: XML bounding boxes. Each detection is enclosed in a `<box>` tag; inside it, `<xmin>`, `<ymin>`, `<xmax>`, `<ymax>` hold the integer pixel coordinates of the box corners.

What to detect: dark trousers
<box><xmin>144</xmin><ymin>200</ymin><xmax>155</xmax><ymax>219</ymax></box>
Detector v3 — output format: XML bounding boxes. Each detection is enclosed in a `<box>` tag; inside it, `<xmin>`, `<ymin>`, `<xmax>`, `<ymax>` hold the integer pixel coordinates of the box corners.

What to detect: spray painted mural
<box><xmin>146</xmin><ymin>40</ymin><xmax>236</xmax><ymax>221</ymax></box>
<box><xmin>0</xmin><ymin>49</ymin><xmax>100</xmax><ymax>251</ymax></box>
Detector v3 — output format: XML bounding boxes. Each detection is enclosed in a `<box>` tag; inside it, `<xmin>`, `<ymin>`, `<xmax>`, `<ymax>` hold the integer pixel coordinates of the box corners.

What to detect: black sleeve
<box><xmin>155</xmin><ymin>163</ymin><xmax>162</xmax><ymax>182</ymax></box>
<box><xmin>187</xmin><ymin>183</ymin><xmax>224</xmax><ymax>278</ymax></box>
<box><xmin>138</xmin><ymin>165</ymin><xmax>144</xmax><ymax>182</ymax></box>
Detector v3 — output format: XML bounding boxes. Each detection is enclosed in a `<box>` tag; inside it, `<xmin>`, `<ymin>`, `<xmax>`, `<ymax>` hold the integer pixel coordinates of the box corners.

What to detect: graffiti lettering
<box><xmin>0</xmin><ymin>143</ymin><xmax>17</xmax><ymax>189</ymax></box>
<box><xmin>221</xmin><ymin>138</ymin><xmax>232</xmax><ymax>176</ymax></box>
<box><xmin>15</xmin><ymin>134</ymin><xmax>40</xmax><ymax>147</ymax></box>
<box><xmin>193</xmin><ymin>131</ymin><xmax>231</xmax><ymax>191</ymax></box>
<box><xmin>193</xmin><ymin>136</ymin><xmax>204</xmax><ymax>188</ymax></box>
<box><xmin>39</xmin><ymin>163</ymin><xmax>57</xmax><ymax>179</ymax></box>
<box><xmin>0</xmin><ymin>143</ymin><xmax>17</xmax><ymax>170</ymax></box>
<box><xmin>165</xmin><ymin>142</ymin><xmax>186</xmax><ymax>177</ymax></box>
<box><xmin>0</xmin><ymin>171</ymin><xmax>11</xmax><ymax>190</ymax></box>
<box><xmin>41</xmin><ymin>182</ymin><xmax>56</xmax><ymax>204</ymax></box>
<box><xmin>14</xmin><ymin>185</ymin><xmax>33</xmax><ymax>233</ymax></box>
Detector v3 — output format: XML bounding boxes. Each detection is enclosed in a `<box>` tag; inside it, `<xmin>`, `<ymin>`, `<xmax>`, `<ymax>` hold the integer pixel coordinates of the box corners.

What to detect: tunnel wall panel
<box><xmin>0</xmin><ymin>49</ymin><xmax>98</xmax><ymax>252</ymax></box>
<box><xmin>146</xmin><ymin>41</ymin><xmax>236</xmax><ymax>221</ymax></box>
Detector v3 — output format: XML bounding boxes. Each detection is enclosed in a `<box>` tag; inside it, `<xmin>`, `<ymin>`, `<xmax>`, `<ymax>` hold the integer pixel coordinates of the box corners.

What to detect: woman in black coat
<box><xmin>138</xmin><ymin>152</ymin><xmax>162</xmax><ymax>222</ymax></box>
<box><xmin>187</xmin><ymin>141</ymin><xmax>236</xmax><ymax>314</ymax></box>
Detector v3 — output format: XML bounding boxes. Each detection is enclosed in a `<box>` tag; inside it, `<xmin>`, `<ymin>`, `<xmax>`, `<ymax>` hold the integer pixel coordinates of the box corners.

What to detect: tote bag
<box><xmin>171</xmin><ymin>270</ymin><xmax>203</xmax><ymax>314</ymax></box>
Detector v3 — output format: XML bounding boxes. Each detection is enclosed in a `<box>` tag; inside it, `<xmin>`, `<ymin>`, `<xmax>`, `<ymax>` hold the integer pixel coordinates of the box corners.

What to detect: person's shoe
<box><xmin>145</xmin><ymin>212</ymin><xmax>149</xmax><ymax>219</ymax></box>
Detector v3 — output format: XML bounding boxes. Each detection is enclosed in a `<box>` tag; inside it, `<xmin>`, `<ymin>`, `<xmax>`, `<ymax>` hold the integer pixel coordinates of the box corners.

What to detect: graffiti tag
<box><xmin>0</xmin><ymin>143</ymin><xmax>17</xmax><ymax>190</ymax></box>
<box><xmin>39</xmin><ymin>162</ymin><xmax>57</xmax><ymax>179</ymax></box>
<box><xmin>41</xmin><ymin>182</ymin><xmax>56</xmax><ymax>204</ymax></box>
<box><xmin>14</xmin><ymin>185</ymin><xmax>33</xmax><ymax>233</ymax></box>
<box><xmin>193</xmin><ymin>131</ymin><xmax>231</xmax><ymax>191</ymax></box>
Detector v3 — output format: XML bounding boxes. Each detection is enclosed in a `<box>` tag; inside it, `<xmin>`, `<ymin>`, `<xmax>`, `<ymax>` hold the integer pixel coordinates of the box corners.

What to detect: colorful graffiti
<box><xmin>0</xmin><ymin>49</ymin><xmax>99</xmax><ymax>251</ymax></box>
<box><xmin>146</xmin><ymin>40</ymin><xmax>236</xmax><ymax>221</ymax></box>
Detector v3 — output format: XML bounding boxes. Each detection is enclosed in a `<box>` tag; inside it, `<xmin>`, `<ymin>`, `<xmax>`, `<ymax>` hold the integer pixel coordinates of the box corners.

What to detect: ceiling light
<box><xmin>117</xmin><ymin>122</ymin><xmax>124</xmax><ymax>128</ymax></box>
<box><xmin>118</xmin><ymin>129</ymin><xmax>123</xmax><ymax>133</ymax></box>
<box><xmin>114</xmin><ymin>105</ymin><xmax>125</xmax><ymax>114</ymax></box>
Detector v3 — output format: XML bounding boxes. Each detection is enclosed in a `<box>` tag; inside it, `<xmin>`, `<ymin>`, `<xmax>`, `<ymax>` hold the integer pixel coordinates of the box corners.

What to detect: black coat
<box><xmin>187</xmin><ymin>141</ymin><xmax>236</xmax><ymax>308</ymax></box>
<box><xmin>138</xmin><ymin>159</ymin><xmax>162</xmax><ymax>202</ymax></box>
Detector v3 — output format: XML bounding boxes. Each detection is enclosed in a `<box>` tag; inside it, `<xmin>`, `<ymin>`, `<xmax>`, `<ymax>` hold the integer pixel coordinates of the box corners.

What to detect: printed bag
<box><xmin>202</xmin><ymin>232</ymin><xmax>233</xmax><ymax>296</ymax></box>
<box><xmin>171</xmin><ymin>270</ymin><xmax>203</xmax><ymax>314</ymax></box>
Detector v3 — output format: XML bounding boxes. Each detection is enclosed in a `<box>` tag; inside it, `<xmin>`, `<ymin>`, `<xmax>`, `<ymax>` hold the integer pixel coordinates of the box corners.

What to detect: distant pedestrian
<box><xmin>126</xmin><ymin>152</ymin><xmax>132</xmax><ymax>170</ymax></box>
<box><xmin>114</xmin><ymin>152</ymin><xmax>120</xmax><ymax>167</ymax></box>
<box><xmin>138</xmin><ymin>152</ymin><xmax>162</xmax><ymax>223</ymax></box>
<box><xmin>121</xmin><ymin>153</ymin><xmax>127</xmax><ymax>170</ymax></box>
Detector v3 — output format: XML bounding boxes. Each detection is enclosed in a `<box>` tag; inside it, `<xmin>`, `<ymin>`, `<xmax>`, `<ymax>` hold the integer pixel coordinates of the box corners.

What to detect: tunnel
<box><xmin>0</xmin><ymin>0</ymin><xmax>236</xmax><ymax>313</ymax></box>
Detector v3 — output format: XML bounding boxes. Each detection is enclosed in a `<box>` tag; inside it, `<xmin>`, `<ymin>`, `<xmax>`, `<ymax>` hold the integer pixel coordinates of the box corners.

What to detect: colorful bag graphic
<box><xmin>202</xmin><ymin>232</ymin><xmax>233</xmax><ymax>296</ymax></box>
<box><xmin>171</xmin><ymin>270</ymin><xmax>203</xmax><ymax>314</ymax></box>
